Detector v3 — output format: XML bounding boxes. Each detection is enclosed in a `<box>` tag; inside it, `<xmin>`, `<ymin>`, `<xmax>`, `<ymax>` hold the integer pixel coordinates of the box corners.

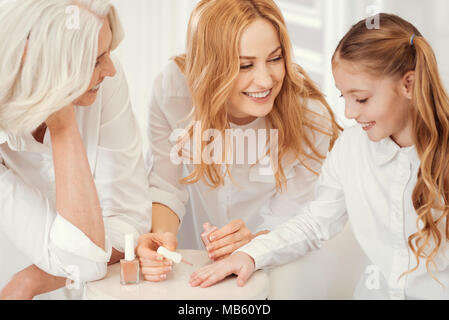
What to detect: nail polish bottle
<box><xmin>201</xmin><ymin>222</ymin><xmax>218</xmax><ymax>247</ymax></box>
<box><xmin>120</xmin><ymin>234</ymin><xmax>139</xmax><ymax>285</ymax></box>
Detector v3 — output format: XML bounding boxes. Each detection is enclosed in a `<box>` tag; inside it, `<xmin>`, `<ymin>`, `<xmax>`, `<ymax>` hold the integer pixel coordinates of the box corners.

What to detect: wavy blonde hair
<box><xmin>0</xmin><ymin>0</ymin><xmax>123</xmax><ymax>135</ymax></box>
<box><xmin>173</xmin><ymin>0</ymin><xmax>341</xmax><ymax>191</ymax></box>
<box><xmin>333</xmin><ymin>13</ymin><xmax>449</xmax><ymax>282</ymax></box>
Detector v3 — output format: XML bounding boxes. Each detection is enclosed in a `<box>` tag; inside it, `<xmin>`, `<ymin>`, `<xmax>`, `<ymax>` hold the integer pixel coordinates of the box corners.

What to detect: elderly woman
<box><xmin>0</xmin><ymin>0</ymin><xmax>151</xmax><ymax>299</ymax></box>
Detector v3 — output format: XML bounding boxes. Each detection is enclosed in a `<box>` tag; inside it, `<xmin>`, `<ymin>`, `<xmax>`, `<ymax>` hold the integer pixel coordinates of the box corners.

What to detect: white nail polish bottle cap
<box><xmin>157</xmin><ymin>246</ymin><xmax>182</xmax><ymax>263</ymax></box>
<box><xmin>124</xmin><ymin>234</ymin><xmax>135</xmax><ymax>261</ymax></box>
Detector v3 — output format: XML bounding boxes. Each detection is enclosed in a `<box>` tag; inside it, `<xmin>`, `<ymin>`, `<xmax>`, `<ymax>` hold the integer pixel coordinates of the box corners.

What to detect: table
<box><xmin>84</xmin><ymin>249</ymin><xmax>269</xmax><ymax>300</ymax></box>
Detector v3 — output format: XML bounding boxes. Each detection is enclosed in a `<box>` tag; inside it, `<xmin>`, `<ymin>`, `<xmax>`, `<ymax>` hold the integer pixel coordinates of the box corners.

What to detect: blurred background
<box><xmin>111</xmin><ymin>0</ymin><xmax>449</xmax><ymax>141</ymax></box>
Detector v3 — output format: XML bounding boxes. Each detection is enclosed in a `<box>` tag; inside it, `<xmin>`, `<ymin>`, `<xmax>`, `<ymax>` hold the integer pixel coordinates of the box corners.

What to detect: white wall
<box><xmin>110</xmin><ymin>0</ymin><xmax>198</xmax><ymax>146</ymax></box>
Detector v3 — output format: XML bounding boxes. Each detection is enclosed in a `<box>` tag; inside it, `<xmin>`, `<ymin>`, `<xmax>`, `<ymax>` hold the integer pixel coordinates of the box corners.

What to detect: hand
<box><xmin>136</xmin><ymin>232</ymin><xmax>177</xmax><ymax>282</ymax></box>
<box><xmin>45</xmin><ymin>104</ymin><xmax>77</xmax><ymax>132</ymax></box>
<box><xmin>206</xmin><ymin>219</ymin><xmax>253</xmax><ymax>261</ymax></box>
<box><xmin>189</xmin><ymin>252</ymin><xmax>255</xmax><ymax>288</ymax></box>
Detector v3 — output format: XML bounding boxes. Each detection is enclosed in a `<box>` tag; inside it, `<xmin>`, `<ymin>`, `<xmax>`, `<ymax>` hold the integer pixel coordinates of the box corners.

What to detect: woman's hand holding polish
<box><xmin>136</xmin><ymin>232</ymin><xmax>178</xmax><ymax>282</ymax></box>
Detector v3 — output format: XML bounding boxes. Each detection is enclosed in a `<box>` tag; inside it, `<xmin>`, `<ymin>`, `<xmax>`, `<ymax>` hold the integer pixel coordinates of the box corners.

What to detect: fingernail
<box><xmin>157</xmin><ymin>255</ymin><xmax>164</xmax><ymax>261</ymax></box>
<box><xmin>165</xmin><ymin>267</ymin><xmax>172</xmax><ymax>272</ymax></box>
<box><xmin>206</xmin><ymin>245</ymin><xmax>212</xmax><ymax>251</ymax></box>
<box><xmin>209</xmin><ymin>235</ymin><xmax>215</xmax><ymax>241</ymax></box>
<box><xmin>160</xmin><ymin>274</ymin><xmax>166</xmax><ymax>279</ymax></box>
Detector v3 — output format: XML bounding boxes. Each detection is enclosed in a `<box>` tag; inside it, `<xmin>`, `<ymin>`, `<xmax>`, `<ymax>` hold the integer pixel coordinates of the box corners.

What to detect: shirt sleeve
<box><xmin>146</xmin><ymin>65</ymin><xmax>190</xmax><ymax>222</ymax></box>
<box><xmin>253</xmin><ymin>99</ymin><xmax>334</xmax><ymax>232</ymax></box>
<box><xmin>236</xmin><ymin>129</ymin><xmax>348</xmax><ymax>270</ymax></box>
<box><xmin>0</xmin><ymin>163</ymin><xmax>111</xmax><ymax>282</ymax></box>
<box><xmin>94</xmin><ymin>56</ymin><xmax>152</xmax><ymax>252</ymax></box>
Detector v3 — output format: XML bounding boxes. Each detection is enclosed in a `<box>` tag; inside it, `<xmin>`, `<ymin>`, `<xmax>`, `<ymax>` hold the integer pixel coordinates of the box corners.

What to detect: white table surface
<box><xmin>84</xmin><ymin>249</ymin><xmax>269</xmax><ymax>300</ymax></box>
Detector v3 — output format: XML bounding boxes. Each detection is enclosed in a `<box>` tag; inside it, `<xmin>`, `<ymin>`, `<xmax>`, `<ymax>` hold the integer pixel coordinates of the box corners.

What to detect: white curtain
<box><xmin>111</xmin><ymin>0</ymin><xmax>199</xmax><ymax>143</ymax></box>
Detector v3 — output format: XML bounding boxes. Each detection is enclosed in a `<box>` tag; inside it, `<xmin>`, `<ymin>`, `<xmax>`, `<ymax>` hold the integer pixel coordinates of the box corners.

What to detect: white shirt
<box><xmin>237</xmin><ymin>125</ymin><xmax>449</xmax><ymax>300</ymax></box>
<box><xmin>0</xmin><ymin>56</ymin><xmax>152</xmax><ymax>299</ymax></box>
<box><xmin>147</xmin><ymin>61</ymin><xmax>332</xmax><ymax>249</ymax></box>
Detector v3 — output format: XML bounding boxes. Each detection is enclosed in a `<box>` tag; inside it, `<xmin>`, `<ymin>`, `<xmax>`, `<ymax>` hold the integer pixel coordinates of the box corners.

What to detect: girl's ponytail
<box><xmin>408</xmin><ymin>35</ymin><xmax>449</xmax><ymax>282</ymax></box>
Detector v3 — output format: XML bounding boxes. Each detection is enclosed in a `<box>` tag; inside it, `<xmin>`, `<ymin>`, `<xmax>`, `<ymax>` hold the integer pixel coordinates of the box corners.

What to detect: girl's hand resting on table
<box><xmin>189</xmin><ymin>252</ymin><xmax>255</xmax><ymax>288</ymax></box>
<box><xmin>136</xmin><ymin>232</ymin><xmax>177</xmax><ymax>282</ymax></box>
<box><xmin>205</xmin><ymin>219</ymin><xmax>269</xmax><ymax>261</ymax></box>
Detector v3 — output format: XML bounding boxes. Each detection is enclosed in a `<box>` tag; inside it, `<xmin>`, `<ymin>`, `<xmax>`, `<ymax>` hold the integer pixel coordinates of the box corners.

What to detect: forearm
<box><xmin>1</xmin><ymin>248</ymin><xmax>123</xmax><ymax>300</ymax></box>
<box><xmin>49</xmin><ymin>121</ymin><xmax>105</xmax><ymax>249</ymax></box>
<box><xmin>151</xmin><ymin>203</ymin><xmax>180</xmax><ymax>234</ymax></box>
<box><xmin>0</xmin><ymin>265</ymin><xmax>66</xmax><ymax>300</ymax></box>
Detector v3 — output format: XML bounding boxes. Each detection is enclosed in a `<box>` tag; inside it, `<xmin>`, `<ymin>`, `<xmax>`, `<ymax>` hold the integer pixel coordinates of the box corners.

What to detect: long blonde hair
<box><xmin>0</xmin><ymin>0</ymin><xmax>123</xmax><ymax>135</ymax></box>
<box><xmin>174</xmin><ymin>0</ymin><xmax>341</xmax><ymax>191</ymax></box>
<box><xmin>333</xmin><ymin>13</ymin><xmax>449</xmax><ymax>282</ymax></box>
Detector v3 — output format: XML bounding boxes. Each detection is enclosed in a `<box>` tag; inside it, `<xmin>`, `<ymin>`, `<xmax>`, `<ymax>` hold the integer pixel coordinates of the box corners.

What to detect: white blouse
<box><xmin>147</xmin><ymin>61</ymin><xmax>332</xmax><ymax>249</ymax></box>
<box><xmin>0</xmin><ymin>56</ymin><xmax>152</xmax><ymax>299</ymax></box>
<box><xmin>237</xmin><ymin>125</ymin><xmax>449</xmax><ymax>300</ymax></box>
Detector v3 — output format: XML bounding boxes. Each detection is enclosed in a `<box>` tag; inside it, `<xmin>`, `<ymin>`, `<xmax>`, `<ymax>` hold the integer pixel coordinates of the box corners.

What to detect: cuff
<box><xmin>103</xmin><ymin>216</ymin><xmax>146</xmax><ymax>253</ymax></box>
<box><xmin>234</xmin><ymin>238</ymin><xmax>271</xmax><ymax>271</ymax></box>
<box><xmin>50</xmin><ymin>214</ymin><xmax>112</xmax><ymax>263</ymax></box>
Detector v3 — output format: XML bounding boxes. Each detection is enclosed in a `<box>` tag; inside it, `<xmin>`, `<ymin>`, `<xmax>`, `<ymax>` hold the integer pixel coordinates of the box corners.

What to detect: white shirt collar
<box><xmin>372</xmin><ymin>136</ymin><xmax>418</xmax><ymax>166</ymax></box>
<box><xmin>0</xmin><ymin>129</ymin><xmax>51</xmax><ymax>153</ymax></box>
<box><xmin>0</xmin><ymin>130</ymin><xmax>25</xmax><ymax>151</ymax></box>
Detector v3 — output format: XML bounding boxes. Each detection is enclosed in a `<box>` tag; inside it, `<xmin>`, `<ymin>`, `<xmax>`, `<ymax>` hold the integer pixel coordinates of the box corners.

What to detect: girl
<box><xmin>136</xmin><ymin>0</ymin><xmax>341</xmax><ymax>282</ymax></box>
<box><xmin>189</xmin><ymin>13</ymin><xmax>449</xmax><ymax>300</ymax></box>
<box><xmin>0</xmin><ymin>0</ymin><xmax>151</xmax><ymax>299</ymax></box>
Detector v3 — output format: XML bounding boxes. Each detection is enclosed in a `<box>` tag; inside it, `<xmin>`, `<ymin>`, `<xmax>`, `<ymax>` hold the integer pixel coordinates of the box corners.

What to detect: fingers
<box><xmin>136</xmin><ymin>233</ymin><xmax>175</xmax><ymax>283</ymax></box>
<box><xmin>189</xmin><ymin>262</ymin><xmax>232</xmax><ymax>288</ymax></box>
<box><xmin>136</xmin><ymin>234</ymin><xmax>161</xmax><ymax>259</ymax></box>
<box><xmin>209</xmin><ymin>239</ymin><xmax>249</xmax><ymax>260</ymax></box>
<box><xmin>236</xmin><ymin>263</ymin><xmax>254</xmax><ymax>287</ymax></box>
<box><xmin>136</xmin><ymin>232</ymin><xmax>177</xmax><ymax>260</ymax></box>
<box><xmin>208</xmin><ymin>219</ymin><xmax>244</xmax><ymax>242</ymax></box>
<box><xmin>142</xmin><ymin>273</ymin><xmax>170</xmax><ymax>282</ymax></box>
<box><xmin>141</xmin><ymin>264</ymin><xmax>173</xmax><ymax>282</ymax></box>
<box><xmin>141</xmin><ymin>266</ymin><xmax>173</xmax><ymax>275</ymax></box>
<box><xmin>207</xmin><ymin>231</ymin><xmax>239</xmax><ymax>252</ymax></box>
<box><xmin>207</xmin><ymin>225</ymin><xmax>252</xmax><ymax>260</ymax></box>
<box><xmin>136</xmin><ymin>243</ymin><xmax>166</xmax><ymax>262</ymax></box>
<box><xmin>207</xmin><ymin>227</ymin><xmax>251</xmax><ymax>252</ymax></box>
<box><xmin>139</xmin><ymin>257</ymin><xmax>173</xmax><ymax>268</ymax></box>
<box><xmin>139</xmin><ymin>256</ymin><xmax>174</xmax><ymax>282</ymax></box>
<box><xmin>136</xmin><ymin>245</ymin><xmax>164</xmax><ymax>261</ymax></box>
<box><xmin>190</xmin><ymin>254</ymin><xmax>254</xmax><ymax>288</ymax></box>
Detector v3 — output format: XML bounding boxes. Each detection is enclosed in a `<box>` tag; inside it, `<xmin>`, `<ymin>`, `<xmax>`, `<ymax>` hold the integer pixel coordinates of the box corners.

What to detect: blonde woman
<box><xmin>0</xmin><ymin>0</ymin><xmax>150</xmax><ymax>299</ymax></box>
<box><xmin>137</xmin><ymin>0</ymin><xmax>341</xmax><ymax>282</ymax></box>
